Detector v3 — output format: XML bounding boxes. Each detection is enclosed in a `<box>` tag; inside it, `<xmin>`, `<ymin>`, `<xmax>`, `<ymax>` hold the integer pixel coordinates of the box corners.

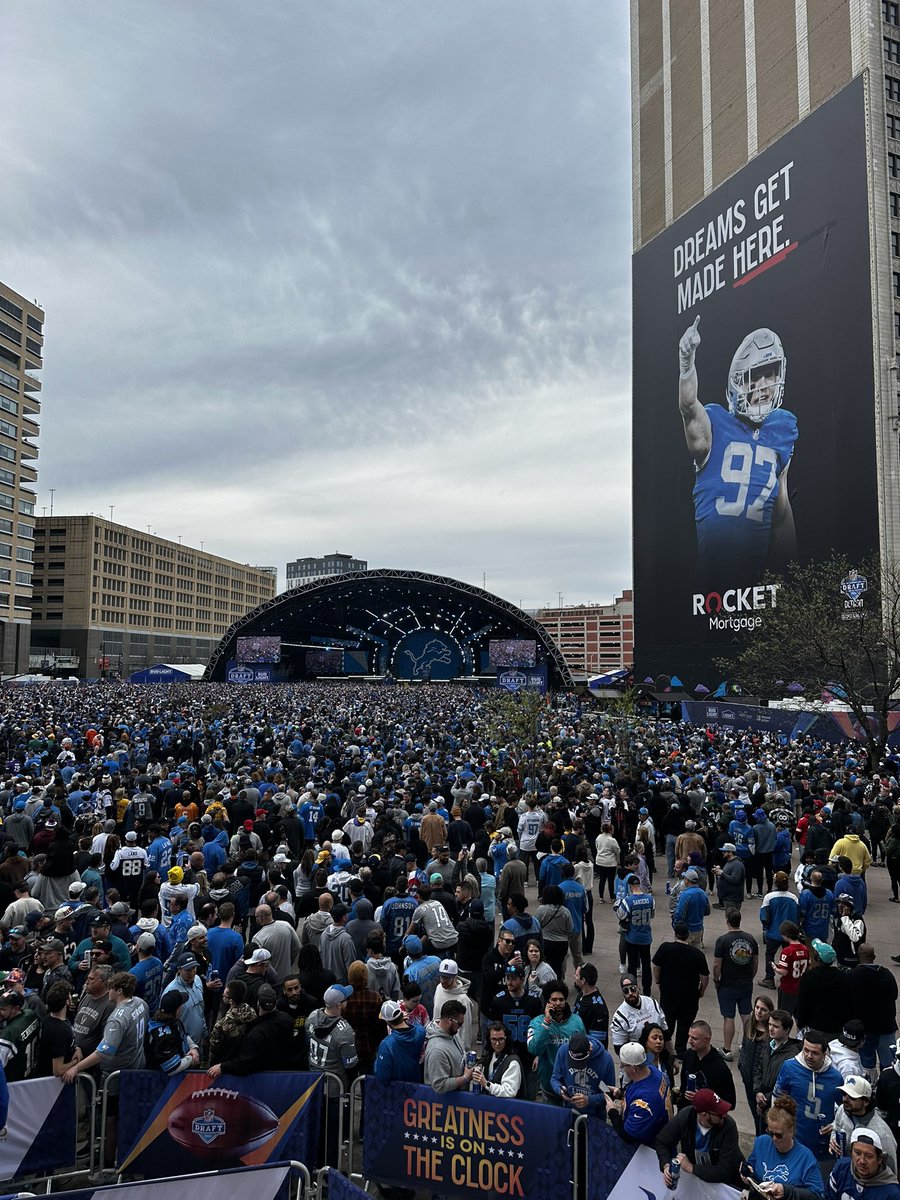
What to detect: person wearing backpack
<box><xmin>146</xmin><ymin>991</ymin><xmax>199</xmax><ymax>1074</ymax></box>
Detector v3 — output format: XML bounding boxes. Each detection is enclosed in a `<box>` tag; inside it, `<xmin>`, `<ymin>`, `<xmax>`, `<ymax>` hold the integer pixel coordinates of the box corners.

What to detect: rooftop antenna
<box><xmin>49</xmin><ymin>488</ymin><xmax>55</xmax><ymax>517</ymax></box>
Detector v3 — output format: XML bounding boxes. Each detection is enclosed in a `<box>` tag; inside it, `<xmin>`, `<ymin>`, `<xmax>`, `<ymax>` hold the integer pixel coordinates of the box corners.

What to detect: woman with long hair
<box><xmin>573</xmin><ymin>844</ymin><xmax>595</xmax><ymax>954</ymax></box>
<box><xmin>640</xmin><ymin>1020</ymin><xmax>676</xmax><ymax>1090</ymax></box>
<box><xmin>523</xmin><ymin>938</ymin><xmax>558</xmax><ymax>999</ymax></box>
<box><xmin>738</xmin><ymin>994</ymin><xmax>774</xmax><ymax>1114</ymax></box>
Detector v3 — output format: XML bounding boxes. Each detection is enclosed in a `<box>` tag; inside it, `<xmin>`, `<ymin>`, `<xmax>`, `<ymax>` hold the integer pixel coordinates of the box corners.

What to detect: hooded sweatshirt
<box><xmin>550</xmin><ymin>1034</ymin><xmax>616</xmax><ymax>1115</ymax></box>
<box><xmin>423</xmin><ymin>1019</ymin><xmax>466</xmax><ymax>1092</ymax></box>
<box><xmin>132</xmin><ymin>916</ymin><xmax>167</xmax><ymax>959</ymax></box>
<box><xmin>301</xmin><ymin>910</ymin><xmax>334</xmax><ymax>949</ymax></box>
<box><xmin>432</xmin><ymin>976</ymin><xmax>476</xmax><ymax>1050</ymax></box>
<box><xmin>829</xmin><ymin>833</ymin><xmax>872</xmax><ymax>875</ymax></box>
<box><xmin>774</xmin><ymin>1050</ymin><xmax>844</xmax><ymax>1158</ymax></box>
<box><xmin>366</xmin><ymin>954</ymin><xmax>401</xmax><ymax>1000</ymax></box>
<box><xmin>374</xmin><ymin>1022</ymin><xmax>426</xmax><ymax>1082</ymax></box>
<box><xmin>346</xmin><ymin>899</ymin><xmax>378</xmax><ymax>958</ymax></box>
<box><xmin>319</xmin><ymin>922</ymin><xmax>356</xmax><ymax>983</ymax></box>
<box><xmin>527</xmin><ymin>1006</ymin><xmax>587</xmax><ymax>1092</ymax></box>
<box><xmin>828</xmin><ymin>1155</ymin><xmax>900</xmax><ymax>1198</ymax></box>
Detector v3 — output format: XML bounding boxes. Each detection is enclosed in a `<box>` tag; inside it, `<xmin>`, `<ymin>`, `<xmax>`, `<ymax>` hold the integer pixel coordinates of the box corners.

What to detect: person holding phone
<box><xmin>744</xmin><ymin>1096</ymin><xmax>824</xmax><ymax>1199</ymax></box>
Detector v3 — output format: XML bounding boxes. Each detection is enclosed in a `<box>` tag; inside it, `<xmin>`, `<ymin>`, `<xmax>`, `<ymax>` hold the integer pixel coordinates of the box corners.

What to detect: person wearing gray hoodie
<box><xmin>346</xmin><ymin>898</ymin><xmax>378</xmax><ymax>959</ymax></box>
<box><xmin>365</xmin><ymin>935</ymin><xmax>400</xmax><ymax>1000</ymax></box>
<box><xmin>301</xmin><ymin>894</ymin><xmax>334</xmax><ymax>949</ymax></box>
<box><xmin>423</xmin><ymin>999</ymin><xmax>473</xmax><ymax>1093</ymax></box>
<box><xmin>319</xmin><ymin>905</ymin><xmax>356</xmax><ymax>984</ymax></box>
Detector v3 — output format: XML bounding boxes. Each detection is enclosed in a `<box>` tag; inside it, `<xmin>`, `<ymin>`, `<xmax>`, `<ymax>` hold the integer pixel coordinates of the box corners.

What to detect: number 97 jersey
<box><xmin>692</xmin><ymin>403</ymin><xmax>798</xmax><ymax>577</ymax></box>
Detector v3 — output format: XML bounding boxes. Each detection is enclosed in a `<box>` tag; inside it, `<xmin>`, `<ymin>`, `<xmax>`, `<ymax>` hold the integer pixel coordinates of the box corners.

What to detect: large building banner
<box><xmin>116</xmin><ymin>1071</ymin><xmax>323</xmax><ymax>1177</ymax></box>
<box><xmin>632</xmin><ymin>77</ymin><xmax>878</xmax><ymax>682</ymax></box>
<box><xmin>362</xmin><ymin>1079</ymin><xmax>575</xmax><ymax>1200</ymax></box>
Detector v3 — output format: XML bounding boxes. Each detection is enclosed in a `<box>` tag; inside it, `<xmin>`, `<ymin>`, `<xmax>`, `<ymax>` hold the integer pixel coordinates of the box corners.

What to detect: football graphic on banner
<box><xmin>167</xmin><ymin>1088</ymin><xmax>279</xmax><ymax>1158</ymax></box>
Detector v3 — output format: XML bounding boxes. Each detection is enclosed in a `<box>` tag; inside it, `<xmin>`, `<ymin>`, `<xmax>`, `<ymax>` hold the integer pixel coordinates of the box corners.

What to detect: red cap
<box><xmin>692</xmin><ymin>1089</ymin><xmax>731</xmax><ymax>1117</ymax></box>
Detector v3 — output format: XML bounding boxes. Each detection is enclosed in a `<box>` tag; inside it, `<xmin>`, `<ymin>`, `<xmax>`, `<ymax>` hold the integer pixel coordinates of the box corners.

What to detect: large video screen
<box><xmin>306</xmin><ymin>649</ymin><xmax>342</xmax><ymax>674</ymax></box>
<box><xmin>236</xmin><ymin>635</ymin><xmax>282</xmax><ymax>664</ymax></box>
<box><xmin>489</xmin><ymin>638</ymin><xmax>537</xmax><ymax>668</ymax></box>
<box><xmin>632</xmin><ymin>78</ymin><xmax>878</xmax><ymax>682</ymax></box>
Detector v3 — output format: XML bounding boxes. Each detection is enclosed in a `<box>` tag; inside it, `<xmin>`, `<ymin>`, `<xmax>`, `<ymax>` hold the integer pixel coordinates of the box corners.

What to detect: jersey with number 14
<box><xmin>693</xmin><ymin>404</ymin><xmax>798</xmax><ymax>575</ymax></box>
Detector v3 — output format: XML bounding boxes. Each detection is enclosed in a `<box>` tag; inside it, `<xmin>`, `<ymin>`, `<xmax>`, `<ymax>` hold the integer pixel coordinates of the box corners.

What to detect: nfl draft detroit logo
<box><xmin>840</xmin><ymin>569</ymin><xmax>867</xmax><ymax>620</ymax></box>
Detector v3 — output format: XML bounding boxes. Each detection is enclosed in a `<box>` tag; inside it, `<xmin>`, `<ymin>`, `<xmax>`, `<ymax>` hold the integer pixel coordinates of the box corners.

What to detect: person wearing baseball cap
<box><xmin>305</xmin><ymin>985</ymin><xmax>358</xmax><ymax>1090</ymax></box>
<box><xmin>207</xmin><ymin>984</ymin><xmax>294</xmax><ymax>1080</ymax></box>
<box><xmin>373</xmin><ymin>998</ymin><xmax>426</xmax><ymax>1083</ymax></box>
<box><xmin>0</xmin><ymin>986</ymin><xmax>39</xmax><ymax>1081</ymax></box>
<box><xmin>830</xmin><ymin>1076</ymin><xmax>898</xmax><ymax>1171</ymax></box>
<box><xmin>550</xmin><ymin>1031</ymin><xmax>615</xmax><ymax>1114</ymax></box>
<box><xmin>654</xmin><ymin>1088</ymin><xmax>742</xmax><ymax>1188</ymax></box>
<box><xmin>432</xmin><ymin>958</ymin><xmax>475</xmax><ymax>1050</ymax></box>
<box><xmin>605</xmin><ymin>1041</ymin><xmax>671</xmax><ymax>1146</ymax></box>
<box><xmin>828</xmin><ymin>1127</ymin><xmax>900</xmax><ymax>1197</ymax></box>
<box><xmin>160</xmin><ymin>956</ymin><xmax>206</xmax><ymax>1046</ymax></box>
<box><xmin>130</xmin><ymin>931</ymin><xmax>164</xmax><ymax>1014</ymax></box>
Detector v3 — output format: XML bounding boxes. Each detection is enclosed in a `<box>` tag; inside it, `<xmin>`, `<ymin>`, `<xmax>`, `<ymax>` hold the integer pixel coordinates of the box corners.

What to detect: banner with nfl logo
<box><xmin>0</xmin><ymin>1076</ymin><xmax>76</xmax><ymax>1183</ymax></box>
<box><xmin>116</xmin><ymin>1070</ymin><xmax>323</xmax><ymax>1177</ymax></box>
<box><xmin>600</xmin><ymin>1143</ymin><xmax>741</xmax><ymax>1200</ymax></box>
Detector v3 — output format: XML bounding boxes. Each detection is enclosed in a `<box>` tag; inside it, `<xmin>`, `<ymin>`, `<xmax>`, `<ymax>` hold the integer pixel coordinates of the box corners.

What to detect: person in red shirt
<box><xmin>773</xmin><ymin>921</ymin><xmax>809</xmax><ymax>1017</ymax></box>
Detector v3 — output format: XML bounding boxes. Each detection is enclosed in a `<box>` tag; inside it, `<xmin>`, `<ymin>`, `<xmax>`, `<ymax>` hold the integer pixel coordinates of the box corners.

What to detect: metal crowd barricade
<box><xmin>572</xmin><ymin>1114</ymin><xmax>588</xmax><ymax>1200</ymax></box>
<box><xmin>344</xmin><ymin>1075</ymin><xmax>365</xmax><ymax>1181</ymax></box>
<box><xmin>98</xmin><ymin>1069</ymin><xmax>121</xmax><ymax>1175</ymax></box>
<box><xmin>289</xmin><ymin>1159</ymin><xmax>312</xmax><ymax>1200</ymax></box>
<box><xmin>75</xmin><ymin>1073</ymin><xmax>99</xmax><ymax>1178</ymax></box>
<box><xmin>318</xmin><ymin>1071</ymin><xmax>346</xmax><ymax>1171</ymax></box>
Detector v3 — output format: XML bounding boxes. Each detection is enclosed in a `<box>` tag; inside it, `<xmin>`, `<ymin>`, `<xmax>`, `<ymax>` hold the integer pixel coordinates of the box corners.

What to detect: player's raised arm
<box><xmin>678</xmin><ymin>316</ymin><xmax>711</xmax><ymax>464</ymax></box>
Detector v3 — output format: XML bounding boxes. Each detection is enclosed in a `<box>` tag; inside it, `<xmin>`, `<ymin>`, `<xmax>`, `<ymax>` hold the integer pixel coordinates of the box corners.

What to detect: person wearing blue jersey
<box><xmin>606</xmin><ymin>1040</ymin><xmax>671</xmax><ymax>1146</ymax></box>
<box><xmin>774</xmin><ymin>1030</ymin><xmax>844</xmax><ymax>1164</ymax></box>
<box><xmin>679</xmin><ymin>317</ymin><xmax>798</xmax><ymax>580</ymax></box>
<box><xmin>828</xmin><ymin>1128</ymin><xmax>900</xmax><ymax>1200</ymax></box>
<box><xmin>615</xmin><ymin>876</ymin><xmax>656</xmax><ymax>994</ymax></box>
<box><xmin>798</xmin><ymin>872</ymin><xmax>835</xmax><ymax>943</ymax></box>
<box><xmin>379</xmin><ymin>881</ymin><xmax>418</xmax><ymax>961</ymax></box>
<box><xmin>759</xmin><ymin>873</ymin><xmax>799</xmax><ymax>987</ymax></box>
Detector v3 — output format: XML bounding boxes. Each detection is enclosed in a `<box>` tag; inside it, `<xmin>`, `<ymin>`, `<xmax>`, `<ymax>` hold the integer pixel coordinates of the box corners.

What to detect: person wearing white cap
<box><xmin>828</xmin><ymin>1127</ymin><xmax>900</xmax><ymax>1199</ymax></box>
<box><xmin>830</xmin><ymin>1075</ymin><xmax>898</xmax><ymax>1173</ymax></box>
<box><xmin>431</xmin><ymin>958</ymin><xmax>475</xmax><ymax>1050</ymax></box>
<box><xmin>109</xmin><ymin>834</ymin><xmax>148</xmax><ymax>907</ymax></box>
<box><xmin>605</xmin><ymin>1041</ymin><xmax>671</xmax><ymax>1146</ymax></box>
<box><xmin>373</xmin><ymin>999</ymin><xmax>425</xmax><ymax>1083</ymax></box>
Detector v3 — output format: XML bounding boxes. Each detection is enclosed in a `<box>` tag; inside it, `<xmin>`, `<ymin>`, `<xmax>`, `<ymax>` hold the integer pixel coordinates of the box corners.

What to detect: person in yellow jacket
<box><xmin>829</xmin><ymin>831</ymin><xmax>872</xmax><ymax>876</ymax></box>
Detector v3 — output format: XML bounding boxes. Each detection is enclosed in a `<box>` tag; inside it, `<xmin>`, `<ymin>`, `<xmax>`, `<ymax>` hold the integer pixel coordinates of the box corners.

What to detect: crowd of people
<box><xmin>0</xmin><ymin>680</ymin><xmax>898</xmax><ymax>1198</ymax></box>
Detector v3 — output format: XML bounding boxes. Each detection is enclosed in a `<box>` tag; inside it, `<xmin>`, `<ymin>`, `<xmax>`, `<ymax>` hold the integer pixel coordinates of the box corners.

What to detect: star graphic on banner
<box><xmin>487</xmin><ymin>1146</ymin><xmax>496</xmax><ymax>1156</ymax></box>
<box><xmin>412</xmin><ymin>1132</ymin><xmax>420</xmax><ymax>1141</ymax></box>
<box><xmin>431</xmin><ymin>1137</ymin><xmax>438</xmax><ymax>1145</ymax></box>
<box><xmin>403</xmin><ymin>1131</ymin><xmax>411</xmax><ymax>1140</ymax></box>
<box><xmin>498</xmin><ymin>1148</ymin><xmax>507</xmax><ymax>1158</ymax></box>
<box><xmin>518</xmin><ymin>1151</ymin><xmax>525</xmax><ymax>1159</ymax></box>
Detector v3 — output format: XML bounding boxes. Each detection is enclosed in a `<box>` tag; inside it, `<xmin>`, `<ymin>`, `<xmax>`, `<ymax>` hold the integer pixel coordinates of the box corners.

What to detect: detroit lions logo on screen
<box><xmin>404</xmin><ymin>639</ymin><xmax>452</xmax><ymax>677</ymax></box>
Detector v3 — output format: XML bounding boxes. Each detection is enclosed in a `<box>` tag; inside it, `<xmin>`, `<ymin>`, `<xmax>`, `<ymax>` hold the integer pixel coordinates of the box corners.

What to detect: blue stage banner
<box><xmin>325</xmin><ymin>1168</ymin><xmax>370</xmax><ymax>1200</ymax></box>
<box><xmin>585</xmin><ymin>1116</ymin><xmax>637</xmax><ymax>1200</ymax></box>
<box><xmin>116</xmin><ymin>1070</ymin><xmax>323</xmax><ymax>1177</ymax></box>
<box><xmin>0</xmin><ymin>1076</ymin><xmax>76</xmax><ymax>1182</ymax></box>
<box><xmin>362</xmin><ymin>1079</ymin><xmax>575</xmax><ymax>1200</ymax></box>
<box><xmin>226</xmin><ymin>662</ymin><xmax>274</xmax><ymax>684</ymax></box>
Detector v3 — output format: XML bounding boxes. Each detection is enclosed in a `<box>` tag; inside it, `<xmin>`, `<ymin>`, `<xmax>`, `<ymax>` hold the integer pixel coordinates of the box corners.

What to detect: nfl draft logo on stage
<box><xmin>192</xmin><ymin>1107</ymin><xmax>226</xmax><ymax>1145</ymax></box>
<box><xmin>840</xmin><ymin>569</ymin><xmax>867</xmax><ymax>620</ymax></box>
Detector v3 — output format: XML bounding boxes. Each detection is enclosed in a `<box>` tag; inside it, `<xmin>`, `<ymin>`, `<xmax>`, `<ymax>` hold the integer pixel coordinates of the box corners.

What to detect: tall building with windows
<box><xmin>0</xmin><ymin>281</ymin><xmax>42</xmax><ymax>675</ymax></box>
<box><xmin>285</xmin><ymin>552</ymin><xmax>367</xmax><ymax>589</ymax></box>
<box><xmin>535</xmin><ymin>592</ymin><xmax>633</xmax><ymax>681</ymax></box>
<box><xmin>631</xmin><ymin>1</ymin><xmax>900</xmax><ymax>680</ymax></box>
<box><xmin>30</xmin><ymin>516</ymin><xmax>277</xmax><ymax>678</ymax></box>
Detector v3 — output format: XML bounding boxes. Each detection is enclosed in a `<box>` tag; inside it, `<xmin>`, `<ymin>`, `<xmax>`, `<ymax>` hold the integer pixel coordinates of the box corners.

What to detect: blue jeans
<box><xmin>666</xmin><ymin>834</ymin><xmax>677</xmax><ymax>877</ymax></box>
<box><xmin>861</xmin><ymin>1032</ymin><xmax>896</xmax><ymax>1070</ymax></box>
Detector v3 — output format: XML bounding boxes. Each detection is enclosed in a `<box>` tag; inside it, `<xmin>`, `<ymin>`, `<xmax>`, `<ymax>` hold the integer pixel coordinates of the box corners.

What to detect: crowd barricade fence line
<box><xmin>98</xmin><ymin>1069</ymin><xmax>120</xmax><ymax>1177</ymax></box>
<box><xmin>318</xmin><ymin>1071</ymin><xmax>346</xmax><ymax>1171</ymax></box>
<box><xmin>345</xmin><ymin>1076</ymin><xmax>365</xmax><ymax>1182</ymax></box>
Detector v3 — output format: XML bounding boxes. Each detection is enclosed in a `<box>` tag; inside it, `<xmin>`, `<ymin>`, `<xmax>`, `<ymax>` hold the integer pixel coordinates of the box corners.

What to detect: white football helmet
<box><xmin>726</xmin><ymin>328</ymin><xmax>786</xmax><ymax>424</ymax></box>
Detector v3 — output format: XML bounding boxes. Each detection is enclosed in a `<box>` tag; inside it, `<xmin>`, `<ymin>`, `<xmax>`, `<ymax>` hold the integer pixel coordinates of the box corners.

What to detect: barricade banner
<box><xmin>0</xmin><ymin>1075</ymin><xmax>76</xmax><ymax>1182</ymax></box>
<box><xmin>603</xmin><ymin>1144</ymin><xmax>741</xmax><ymax>1200</ymax></box>
<box><xmin>325</xmin><ymin>1167</ymin><xmax>369</xmax><ymax>1200</ymax></box>
<box><xmin>584</xmin><ymin>1114</ymin><xmax>637</xmax><ymax>1200</ymax></box>
<box><xmin>1</xmin><ymin>1161</ymin><xmax>295</xmax><ymax>1200</ymax></box>
<box><xmin>362</xmin><ymin>1079</ymin><xmax>575</xmax><ymax>1200</ymax></box>
<box><xmin>116</xmin><ymin>1070</ymin><xmax>323</xmax><ymax>1177</ymax></box>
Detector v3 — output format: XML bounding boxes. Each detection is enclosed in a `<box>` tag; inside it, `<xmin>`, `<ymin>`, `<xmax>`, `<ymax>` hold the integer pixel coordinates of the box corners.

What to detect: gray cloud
<box><xmin>2</xmin><ymin>0</ymin><xmax>631</xmax><ymax>605</ymax></box>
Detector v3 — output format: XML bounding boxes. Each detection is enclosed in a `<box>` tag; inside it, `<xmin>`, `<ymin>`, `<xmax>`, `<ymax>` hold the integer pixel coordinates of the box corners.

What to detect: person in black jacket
<box><xmin>655</xmin><ymin>1087</ymin><xmax>743</xmax><ymax>1188</ymax></box>
<box><xmin>752</xmin><ymin>1007</ymin><xmax>801</xmax><ymax>1134</ymax></box>
<box><xmin>455</xmin><ymin>900</ymin><xmax>493</xmax><ymax>1002</ymax></box>
<box><xmin>677</xmin><ymin>1020</ymin><xmax>736</xmax><ymax>1109</ymax></box>
<box><xmin>207</xmin><ymin>984</ymin><xmax>294</xmax><ymax>1076</ymax></box>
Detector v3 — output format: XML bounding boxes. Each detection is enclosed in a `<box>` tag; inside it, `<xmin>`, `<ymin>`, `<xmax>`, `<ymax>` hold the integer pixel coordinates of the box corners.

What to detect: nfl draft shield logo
<box><xmin>840</xmin><ymin>569</ymin><xmax>867</xmax><ymax>620</ymax></box>
<box><xmin>192</xmin><ymin>1107</ymin><xmax>226</xmax><ymax>1145</ymax></box>
<box><xmin>840</xmin><ymin>570</ymin><xmax>867</xmax><ymax>603</ymax></box>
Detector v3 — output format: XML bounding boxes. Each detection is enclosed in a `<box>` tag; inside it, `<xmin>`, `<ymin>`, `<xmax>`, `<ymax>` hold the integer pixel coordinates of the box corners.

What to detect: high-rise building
<box><xmin>631</xmin><ymin>1</ymin><xmax>897</xmax><ymax>681</ymax></box>
<box><xmin>30</xmin><ymin>516</ymin><xmax>277</xmax><ymax>678</ymax></box>
<box><xmin>285</xmin><ymin>552</ymin><xmax>367</xmax><ymax>589</ymax></box>
<box><xmin>535</xmin><ymin>591</ymin><xmax>633</xmax><ymax>680</ymax></box>
<box><xmin>0</xmin><ymin>281</ymin><xmax>42</xmax><ymax>675</ymax></box>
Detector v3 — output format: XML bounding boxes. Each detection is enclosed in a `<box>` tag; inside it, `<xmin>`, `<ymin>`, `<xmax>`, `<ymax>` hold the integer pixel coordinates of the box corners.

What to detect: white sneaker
<box><xmin>618</xmin><ymin>963</ymin><xmax>626</xmax><ymax>974</ymax></box>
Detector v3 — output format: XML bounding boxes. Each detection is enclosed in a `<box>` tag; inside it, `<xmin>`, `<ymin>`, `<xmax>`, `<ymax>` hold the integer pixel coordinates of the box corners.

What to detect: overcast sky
<box><xmin>3</xmin><ymin>1</ymin><xmax>631</xmax><ymax>608</ymax></box>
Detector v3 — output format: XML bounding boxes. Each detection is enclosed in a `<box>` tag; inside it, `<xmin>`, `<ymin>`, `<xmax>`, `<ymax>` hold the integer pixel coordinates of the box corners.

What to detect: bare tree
<box><xmin>723</xmin><ymin>553</ymin><xmax>900</xmax><ymax>766</ymax></box>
